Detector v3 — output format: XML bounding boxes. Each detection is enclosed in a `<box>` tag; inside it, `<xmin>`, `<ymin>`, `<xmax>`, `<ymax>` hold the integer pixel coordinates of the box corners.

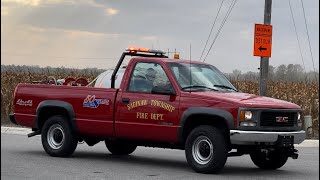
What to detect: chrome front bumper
<box><xmin>230</xmin><ymin>130</ymin><xmax>306</xmax><ymax>145</ymax></box>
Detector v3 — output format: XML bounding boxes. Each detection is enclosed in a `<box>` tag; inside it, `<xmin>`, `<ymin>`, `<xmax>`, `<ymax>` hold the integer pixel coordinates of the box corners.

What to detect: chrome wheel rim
<box><xmin>192</xmin><ymin>136</ymin><xmax>213</xmax><ymax>165</ymax></box>
<box><xmin>47</xmin><ymin>124</ymin><xmax>65</xmax><ymax>149</ymax></box>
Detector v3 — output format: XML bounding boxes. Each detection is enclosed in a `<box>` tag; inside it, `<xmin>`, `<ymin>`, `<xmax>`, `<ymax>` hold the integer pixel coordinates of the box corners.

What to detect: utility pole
<box><xmin>259</xmin><ymin>0</ymin><xmax>272</xmax><ymax>96</ymax></box>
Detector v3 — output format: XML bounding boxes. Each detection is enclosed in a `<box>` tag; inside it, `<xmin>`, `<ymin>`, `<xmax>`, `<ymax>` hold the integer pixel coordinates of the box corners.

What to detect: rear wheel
<box><xmin>41</xmin><ymin>115</ymin><xmax>78</xmax><ymax>157</ymax></box>
<box><xmin>185</xmin><ymin>125</ymin><xmax>228</xmax><ymax>174</ymax></box>
<box><xmin>250</xmin><ymin>149</ymin><xmax>288</xmax><ymax>169</ymax></box>
<box><xmin>105</xmin><ymin>141</ymin><xmax>137</xmax><ymax>155</ymax></box>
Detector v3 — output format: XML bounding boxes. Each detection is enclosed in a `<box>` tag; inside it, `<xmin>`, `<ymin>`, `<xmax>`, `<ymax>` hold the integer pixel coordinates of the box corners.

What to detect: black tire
<box><xmin>185</xmin><ymin>125</ymin><xmax>228</xmax><ymax>174</ymax></box>
<box><xmin>41</xmin><ymin>115</ymin><xmax>78</xmax><ymax>157</ymax></box>
<box><xmin>105</xmin><ymin>141</ymin><xmax>137</xmax><ymax>155</ymax></box>
<box><xmin>250</xmin><ymin>149</ymin><xmax>288</xmax><ymax>169</ymax></box>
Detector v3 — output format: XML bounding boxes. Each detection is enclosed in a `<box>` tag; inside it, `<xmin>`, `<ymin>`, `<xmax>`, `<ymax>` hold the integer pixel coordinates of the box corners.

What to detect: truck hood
<box><xmin>187</xmin><ymin>91</ymin><xmax>301</xmax><ymax>109</ymax></box>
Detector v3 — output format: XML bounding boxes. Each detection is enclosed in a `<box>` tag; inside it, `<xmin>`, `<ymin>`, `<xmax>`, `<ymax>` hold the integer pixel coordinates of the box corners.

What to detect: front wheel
<box><xmin>250</xmin><ymin>149</ymin><xmax>288</xmax><ymax>169</ymax></box>
<box><xmin>41</xmin><ymin>115</ymin><xmax>78</xmax><ymax>157</ymax></box>
<box><xmin>105</xmin><ymin>141</ymin><xmax>137</xmax><ymax>155</ymax></box>
<box><xmin>185</xmin><ymin>125</ymin><xmax>228</xmax><ymax>174</ymax></box>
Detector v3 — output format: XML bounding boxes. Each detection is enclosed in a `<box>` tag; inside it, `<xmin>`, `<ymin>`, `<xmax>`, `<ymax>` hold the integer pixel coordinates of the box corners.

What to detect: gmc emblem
<box><xmin>276</xmin><ymin>116</ymin><xmax>289</xmax><ymax>123</ymax></box>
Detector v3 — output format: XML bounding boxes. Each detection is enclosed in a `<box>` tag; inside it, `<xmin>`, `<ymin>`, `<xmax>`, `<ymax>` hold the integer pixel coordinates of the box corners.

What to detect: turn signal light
<box><xmin>239</xmin><ymin>111</ymin><xmax>245</xmax><ymax>122</ymax></box>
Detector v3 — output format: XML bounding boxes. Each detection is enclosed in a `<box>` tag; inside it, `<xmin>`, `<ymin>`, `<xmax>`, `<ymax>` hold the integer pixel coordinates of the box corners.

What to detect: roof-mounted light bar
<box><xmin>112</xmin><ymin>47</ymin><xmax>168</xmax><ymax>88</ymax></box>
<box><xmin>126</xmin><ymin>47</ymin><xmax>165</xmax><ymax>54</ymax></box>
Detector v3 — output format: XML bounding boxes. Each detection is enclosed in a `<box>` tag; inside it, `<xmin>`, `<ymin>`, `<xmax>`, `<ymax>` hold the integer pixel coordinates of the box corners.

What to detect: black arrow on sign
<box><xmin>258</xmin><ymin>46</ymin><xmax>267</xmax><ymax>52</ymax></box>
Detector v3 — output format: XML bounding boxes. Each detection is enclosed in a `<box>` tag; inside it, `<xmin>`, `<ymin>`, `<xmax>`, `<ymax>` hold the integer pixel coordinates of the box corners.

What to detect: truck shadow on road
<box><xmin>19</xmin><ymin>149</ymin><xmax>310</xmax><ymax>177</ymax></box>
<box><xmin>73</xmin><ymin>151</ymin><xmax>190</xmax><ymax>171</ymax></box>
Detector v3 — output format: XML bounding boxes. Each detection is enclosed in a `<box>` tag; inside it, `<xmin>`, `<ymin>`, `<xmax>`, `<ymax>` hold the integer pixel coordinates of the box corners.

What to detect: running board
<box><xmin>27</xmin><ymin>130</ymin><xmax>40</xmax><ymax>138</ymax></box>
<box><xmin>228</xmin><ymin>152</ymin><xmax>244</xmax><ymax>157</ymax></box>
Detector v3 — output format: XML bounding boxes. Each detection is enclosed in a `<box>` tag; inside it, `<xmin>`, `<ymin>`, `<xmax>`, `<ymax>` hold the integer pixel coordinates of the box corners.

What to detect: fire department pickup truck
<box><xmin>10</xmin><ymin>47</ymin><xmax>306</xmax><ymax>174</ymax></box>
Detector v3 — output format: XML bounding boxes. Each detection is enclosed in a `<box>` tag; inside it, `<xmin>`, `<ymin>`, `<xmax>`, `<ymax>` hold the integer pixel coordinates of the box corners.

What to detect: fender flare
<box><xmin>177</xmin><ymin>107</ymin><xmax>235</xmax><ymax>144</ymax></box>
<box><xmin>35</xmin><ymin>100</ymin><xmax>78</xmax><ymax>132</ymax></box>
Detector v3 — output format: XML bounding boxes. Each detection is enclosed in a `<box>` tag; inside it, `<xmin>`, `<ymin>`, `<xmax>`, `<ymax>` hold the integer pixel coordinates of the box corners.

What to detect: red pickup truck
<box><xmin>10</xmin><ymin>47</ymin><xmax>306</xmax><ymax>174</ymax></box>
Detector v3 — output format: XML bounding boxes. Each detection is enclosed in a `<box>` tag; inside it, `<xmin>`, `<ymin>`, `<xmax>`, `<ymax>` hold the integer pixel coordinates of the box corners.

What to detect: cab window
<box><xmin>128</xmin><ymin>62</ymin><xmax>173</xmax><ymax>93</ymax></box>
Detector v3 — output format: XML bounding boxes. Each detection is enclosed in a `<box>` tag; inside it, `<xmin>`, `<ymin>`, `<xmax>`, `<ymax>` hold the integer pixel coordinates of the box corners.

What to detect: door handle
<box><xmin>122</xmin><ymin>98</ymin><xmax>130</xmax><ymax>104</ymax></box>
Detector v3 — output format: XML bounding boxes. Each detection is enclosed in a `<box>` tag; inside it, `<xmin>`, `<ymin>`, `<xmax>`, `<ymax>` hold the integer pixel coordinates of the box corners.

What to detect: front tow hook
<box><xmin>291</xmin><ymin>149</ymin><xmax>299</xmax><ymax>159</ymax></box>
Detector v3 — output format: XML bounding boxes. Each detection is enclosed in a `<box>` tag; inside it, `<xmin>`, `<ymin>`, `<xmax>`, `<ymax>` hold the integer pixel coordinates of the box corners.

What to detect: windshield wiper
<box><xmin>213</xmin><ymin>85</ymin><xmax>238</xmax><ymax>92</ymax></box>
<box><xmin>181</xmin><ymin>85</ymin><xmax>218</xmax><ymax>91</ymax></box>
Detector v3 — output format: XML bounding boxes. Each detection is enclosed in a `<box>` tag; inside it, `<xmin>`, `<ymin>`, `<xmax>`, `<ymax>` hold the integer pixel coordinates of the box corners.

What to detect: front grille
<box><xmin>260</xmin><ymin>111</ymin><xmax>296</xmax><ymax>127</ymax></box>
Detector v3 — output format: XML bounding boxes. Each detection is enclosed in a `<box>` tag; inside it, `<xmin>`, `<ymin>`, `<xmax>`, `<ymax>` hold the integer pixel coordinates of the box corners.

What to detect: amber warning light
<box><xmin>126</xmin><ymin>47</ymin><xmax>165</xmax><ymax>54</ymax></box>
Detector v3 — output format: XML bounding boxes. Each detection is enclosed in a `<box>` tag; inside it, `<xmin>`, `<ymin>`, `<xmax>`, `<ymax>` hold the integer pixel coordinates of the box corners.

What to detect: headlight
<box><xmin>239</xmin><ymin>110</ymin><xmax>256</xmax><ymax>126</ymax></box>
<box><xmin>239</xmin><ymin>111</ymin><xmax>253</xmax><ymax>121</ymax></box>
<box><xmin>245</xmin><ymin>111</ymin><xmax>252</xmax><ymax>120</ymax></box>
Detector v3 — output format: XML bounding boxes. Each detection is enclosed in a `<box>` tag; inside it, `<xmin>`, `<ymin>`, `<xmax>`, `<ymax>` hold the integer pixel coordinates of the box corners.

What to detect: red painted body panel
<box><xmin>14</xmin><ymin>113</ymin><xmax>36</xmax><ymax>127</ymax></box>
<box><xmin>188</xmin><ymin>91</ymin><xmax>300</xmax><ymax>109</ymax></box>
<box><xmin>179</xmin><ymin>92</ymin><xmax>240</xmax><ymax>127</ymax></box>
<box><xmin>12</xmin><ymin>57</ymin><xmax>302</xmax><ymax>143</ymax></box>
<box><xmin>14</xmin><ymin>84</ymin><xmax>116</xmax><ymax>137</ymax></box>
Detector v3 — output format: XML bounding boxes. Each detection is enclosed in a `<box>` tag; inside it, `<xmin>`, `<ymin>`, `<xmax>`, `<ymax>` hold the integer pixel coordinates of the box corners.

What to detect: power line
<box><xmin>199</xmin><ymin>0</ymin><xmax>225</xmax><ymax>61</ymax></box>
<box><xmin>203</xmin><ymin>0</ymin><xmax>238</xmax><ymax>62</ymax></box>
<box><xmin>288</xmin><ymin>0</ymin><xmax>306</xmax><ymax>72</ymax></box>
<box><xmin>300</xmin><ymin>0</ymin><xmax>317</xmax><ymax>76</ymax></box>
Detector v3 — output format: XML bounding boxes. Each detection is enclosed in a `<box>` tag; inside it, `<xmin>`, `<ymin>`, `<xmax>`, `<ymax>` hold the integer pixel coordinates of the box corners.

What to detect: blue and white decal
<box><xmin>83</xmin><ymin>95</ymin><xmax>109</xmax><ymax>108</ymax></box>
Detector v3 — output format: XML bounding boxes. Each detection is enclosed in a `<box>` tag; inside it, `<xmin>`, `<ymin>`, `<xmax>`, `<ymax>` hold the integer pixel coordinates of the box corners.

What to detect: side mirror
<box><xmin>151</xmin><ymin>85</ymin><xmax>176</xmax><ymax>96</ymax></box>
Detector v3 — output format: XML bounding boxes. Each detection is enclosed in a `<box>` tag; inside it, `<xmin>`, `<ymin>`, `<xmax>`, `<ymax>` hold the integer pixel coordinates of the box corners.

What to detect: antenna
<box><xmin>189</xmin><ymin>43</ymin><xmax>192</xmax><ymax>93</ymax></box>
<box><xmin>190</xmin><ymin>43</ymin><xmax>192</xmax><ymax>60</ymax></box>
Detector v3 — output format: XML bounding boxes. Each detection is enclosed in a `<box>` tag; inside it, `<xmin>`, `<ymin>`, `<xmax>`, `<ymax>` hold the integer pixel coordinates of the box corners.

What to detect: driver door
<box><xmin>115</xmin><ymin>62</ymin><xmax>180</xmax><ymax>142</ymax></box>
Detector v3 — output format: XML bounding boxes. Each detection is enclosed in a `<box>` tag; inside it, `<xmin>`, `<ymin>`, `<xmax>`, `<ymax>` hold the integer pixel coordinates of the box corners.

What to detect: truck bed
<box><xmin>13</xmin><ymin>83</ymin><xmax>117</xmax><ymax>137</ymax></box>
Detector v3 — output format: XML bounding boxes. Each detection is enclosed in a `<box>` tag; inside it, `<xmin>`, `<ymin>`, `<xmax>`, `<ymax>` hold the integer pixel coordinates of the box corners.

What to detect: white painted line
<box><xmin>1</xmin><ymin>126</ymin><xmax>32</xmax><ymax>135</ymax></box>
<box><xmin>1</xmin><ymin>126</ymin><xmax>319</xmax><ymax>147</ymax></box>
<box><xmin>295</xmin><ymin>140</ymin><xmax>319</xmax><ymax>147</ymax></box>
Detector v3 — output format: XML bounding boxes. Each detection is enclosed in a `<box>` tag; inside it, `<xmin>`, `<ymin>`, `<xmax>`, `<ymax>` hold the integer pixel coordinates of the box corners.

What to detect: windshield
<box><xmin>168</xmin><ymin>62</ymin><xmax>237</xmax><ymax>92</ymax></box>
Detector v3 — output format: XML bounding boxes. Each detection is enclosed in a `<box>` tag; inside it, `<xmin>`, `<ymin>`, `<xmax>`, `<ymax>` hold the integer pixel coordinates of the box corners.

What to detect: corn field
<box><xmin>1</xmin><ymin>68</ymin><xmax>319</xmax><ymax>138</ymax></box>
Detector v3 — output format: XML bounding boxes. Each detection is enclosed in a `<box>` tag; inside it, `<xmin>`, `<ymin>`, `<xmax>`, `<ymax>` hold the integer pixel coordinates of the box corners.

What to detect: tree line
<box><xmin>226</xmin><ymin>64</ymin><xmax>319</xmax><ymax>83</ymax></box>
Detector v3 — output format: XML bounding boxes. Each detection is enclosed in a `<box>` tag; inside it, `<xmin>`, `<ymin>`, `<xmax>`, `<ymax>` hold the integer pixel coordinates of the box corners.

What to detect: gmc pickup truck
<box><xmin>10</xmin><ymin>47</ymin><xmax>306</xmax><ymax>174</ymax></box>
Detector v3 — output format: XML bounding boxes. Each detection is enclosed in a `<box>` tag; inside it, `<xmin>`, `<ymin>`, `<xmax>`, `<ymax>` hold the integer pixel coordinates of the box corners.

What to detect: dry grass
<box><xmin>1</xmin><ymin>69</ymin><xmax>318</xmax><ymax>138</ymax></box>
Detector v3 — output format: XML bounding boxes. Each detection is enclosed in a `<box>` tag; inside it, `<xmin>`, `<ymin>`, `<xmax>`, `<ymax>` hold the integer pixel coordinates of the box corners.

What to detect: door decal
<box><xmin>127</xmin><ymin>99</ymin><xmax>176</xmax><ymax>121</ymax></box>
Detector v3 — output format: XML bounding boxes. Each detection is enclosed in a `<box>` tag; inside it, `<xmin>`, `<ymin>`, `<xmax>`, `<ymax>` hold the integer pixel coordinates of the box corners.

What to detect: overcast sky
<box><xmin>1</xmin><ymin>0</ymin><xmax>319</xmax><ymax>73</ymax></box>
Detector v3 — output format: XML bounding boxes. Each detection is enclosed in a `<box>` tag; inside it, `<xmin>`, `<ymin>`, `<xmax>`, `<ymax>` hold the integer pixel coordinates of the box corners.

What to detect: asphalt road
<box><xmin>1</xmin><ymin>133</ymin><xmax>319</xmax><ymax>180</ymax></box>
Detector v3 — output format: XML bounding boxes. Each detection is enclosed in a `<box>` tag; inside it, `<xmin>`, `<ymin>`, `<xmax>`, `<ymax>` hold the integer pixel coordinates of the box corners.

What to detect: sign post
<box><xmin>255</xmin><ymin>0</ymin><xmax>272</xmax><ymax>96</ymax></box>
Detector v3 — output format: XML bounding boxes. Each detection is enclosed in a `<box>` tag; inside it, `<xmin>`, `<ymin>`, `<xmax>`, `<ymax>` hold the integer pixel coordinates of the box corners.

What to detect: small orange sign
<box><xmin>253</xmin><ymin>24</ymin><xmax>272</xmax><ymax>57</ymax></box>
<box><xmin>254</xmin><ymin>36</ymin><xmax>272</xmax><ymax>57</ymax></box>
<box><xmin>255</xmin><ymin>24</ymin><xmax>272</xmax><ymax>37</ymax></box>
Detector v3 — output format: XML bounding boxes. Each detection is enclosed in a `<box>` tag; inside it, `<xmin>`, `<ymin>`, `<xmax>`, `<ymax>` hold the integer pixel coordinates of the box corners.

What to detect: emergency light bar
<box><xmin>112</xmin><ymin>47</ymin><xmax>168</xmax><ymax>88</ymax></box>
<box><xmin>126</xmin><ymin>47</ymin><xmax>165</xmax><ymax>54</ymax></box>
